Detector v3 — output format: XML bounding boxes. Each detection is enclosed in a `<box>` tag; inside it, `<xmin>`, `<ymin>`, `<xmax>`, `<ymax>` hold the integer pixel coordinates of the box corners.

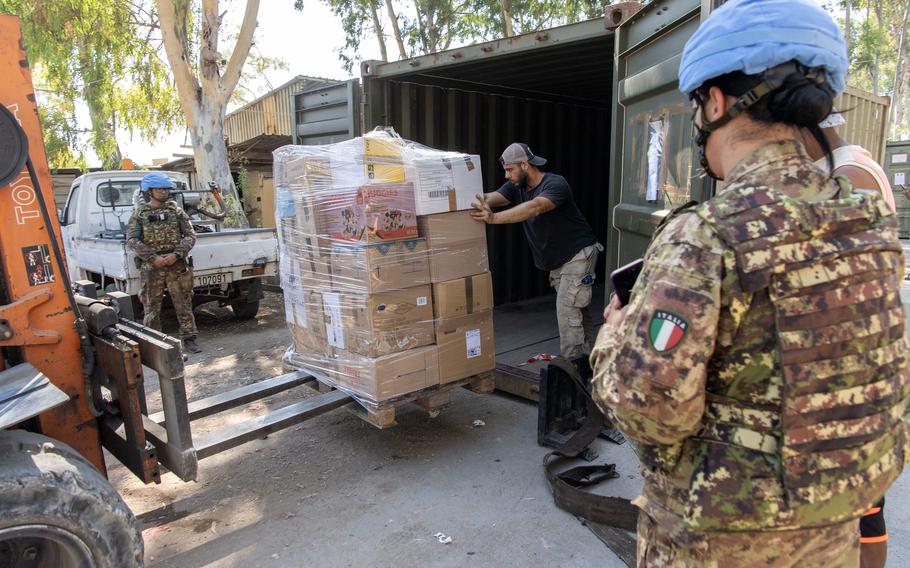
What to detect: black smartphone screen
<box><xmin>610</xmin><ymin>258</ymin><xmax>644</xmax><ymax>307</ymax></box>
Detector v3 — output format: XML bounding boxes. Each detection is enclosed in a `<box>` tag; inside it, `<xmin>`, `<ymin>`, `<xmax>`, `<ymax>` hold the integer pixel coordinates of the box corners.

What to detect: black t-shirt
<box><xmin>496</xmin><ymin>173</ymin><xmax>596</xmax><ymax>271</ymax></box>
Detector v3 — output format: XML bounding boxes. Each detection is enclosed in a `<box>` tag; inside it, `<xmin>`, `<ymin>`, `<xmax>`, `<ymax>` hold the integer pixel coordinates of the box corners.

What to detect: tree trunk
<box><xmin>895</xmin><ymin>63</ymin><xmax>910</xmax><ymax>139</ymax></box>
<box><xmin>386</xmin><ymin>0</ymin><xmax>407</xmax><ymax>59</ymax></box>
<box><xmin>190</xmin><ymin>103</ymin><xmax>246</xmax><ymax>228</ymax></box>
<box><xmin>844</xmin><ymin>0</ymin><xmax>852</xmax><ymax>61</ymax></box>
<box><xmin>871</xmin><ymin>0</ymin><xmax>883</xmax><ymax>94</ymax></box>
<box><xmin>501</xmin><ymin>0</ymin><xmax>513</xmax><ymax>37</ymax></box>
<box><xmin>369</xmin><ymin>1</ymin><xmax>388</xmax><ymax>62</ymax></box>
<box><xmin>889</xmin><ymin>0</ymin><xmax>910</xmax><ymax>138</ymax></box>
<box><xmin>157</xmin><ymin>0</ymin><xmax>259</xmax><ymax>228</ymax></box>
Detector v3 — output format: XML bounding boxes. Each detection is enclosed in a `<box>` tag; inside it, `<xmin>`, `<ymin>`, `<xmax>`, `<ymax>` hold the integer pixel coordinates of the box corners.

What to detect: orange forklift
<box><xmin>0</xmin><ymin>15</ymin><xmax>351</xmax><ymax>567</ymax></box>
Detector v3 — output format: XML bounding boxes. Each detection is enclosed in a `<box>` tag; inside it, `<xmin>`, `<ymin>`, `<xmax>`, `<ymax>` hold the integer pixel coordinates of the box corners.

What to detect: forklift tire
<box><xmin>230</xmin><ymin>299</ymin><xmax>260</xmax><ymax>320</ymax></box>
<box><xmin>0</xmin><ymin>430</ymin><xmax>143</xmax><ymax>568</ymax></box>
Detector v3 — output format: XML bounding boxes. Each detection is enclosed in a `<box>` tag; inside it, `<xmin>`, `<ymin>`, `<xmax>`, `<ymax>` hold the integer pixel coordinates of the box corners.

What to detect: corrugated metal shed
<box><xmin>833</xmin><ymin>86</ymin><xmax>890</xmax><ymax>162</ymax></box>
<box><xmin>225</xmin><ymin>75</ymin><xmax>335</xmax><ymax>145</ymax></box>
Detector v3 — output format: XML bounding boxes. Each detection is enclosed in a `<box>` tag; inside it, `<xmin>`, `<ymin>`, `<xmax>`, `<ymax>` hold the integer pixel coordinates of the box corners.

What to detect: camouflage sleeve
<box><xmin>174</xmin><ymin>209</ymin><xmax>196</xmax><ymax>258</ymax></box>
<box><xmin>591</xmin><ymin>212</ymin><xmax>724</xmax><ymax>449</ymax></box>
<box><xmin>125</xmin><ymin>211</ymin><xmax>157</xmax><ymax>261</ymax></box>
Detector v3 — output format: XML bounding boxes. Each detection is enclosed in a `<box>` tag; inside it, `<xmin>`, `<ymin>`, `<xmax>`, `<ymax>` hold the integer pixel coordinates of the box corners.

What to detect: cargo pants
<box><xmin>636</xmin><ymin>512</ymin><xmax>859</xmax><ymax>568</ymax></box>
<box><xmin>139</xmin><ymin>263</ymin><xmax>198</xmax><ymax>340</ymax></box>
<box><xmin>549</xmin><ymin>243</ymin><xmax>600</xmax><ymax>358</ymax></box>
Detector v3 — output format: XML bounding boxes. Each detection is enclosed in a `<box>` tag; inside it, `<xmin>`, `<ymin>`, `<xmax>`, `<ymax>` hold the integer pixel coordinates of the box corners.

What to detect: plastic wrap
<box><xmin>274</xmin><ymin>129</ymin><xmax>496</xmax><ymax>408</ymax></box>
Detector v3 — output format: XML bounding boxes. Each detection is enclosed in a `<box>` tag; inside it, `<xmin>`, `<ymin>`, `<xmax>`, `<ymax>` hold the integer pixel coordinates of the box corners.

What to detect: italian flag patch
<box><xmin>648</xmin><ymin>310</ymin><xmax>688</xmax><ymax>352</ymax></box>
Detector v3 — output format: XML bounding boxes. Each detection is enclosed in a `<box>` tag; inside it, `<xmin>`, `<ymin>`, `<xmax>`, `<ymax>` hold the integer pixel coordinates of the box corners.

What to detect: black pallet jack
<box><xmin>538</xmin><ymin>356</ymin><xmax>639</xmax><ymax>567</ymax></box>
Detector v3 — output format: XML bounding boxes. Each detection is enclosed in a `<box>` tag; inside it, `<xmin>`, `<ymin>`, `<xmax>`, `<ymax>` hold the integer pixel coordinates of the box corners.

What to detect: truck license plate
<box><xmin>195</xmin><ymin>273</ymin><xmax>232</xmax><ymax>287</ymax></box>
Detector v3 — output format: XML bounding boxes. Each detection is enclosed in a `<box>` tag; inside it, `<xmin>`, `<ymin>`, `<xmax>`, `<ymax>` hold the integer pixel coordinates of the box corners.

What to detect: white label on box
<box><xmin>417</xmin><ymin>296</ymin><xmax>428</xmax><ymax>306</ymax></box>
<box><xmin>895</xmin><ymin>172</ymin><xmax>906</xmax><ymax>186</ymax></box>
<box><xmin>466</xmin><ymin>328</ymin><xmax>482</xmax><ymax>359</ymax></box>
<box><xmin>892</xmin><ymin>153</ymin><xmax>908</xmax><ymax>164</ymax></box>
<box><xmin>322</xmin><ymin>292</ymin><xmax>345</xmax><ymax>349</ymax></box>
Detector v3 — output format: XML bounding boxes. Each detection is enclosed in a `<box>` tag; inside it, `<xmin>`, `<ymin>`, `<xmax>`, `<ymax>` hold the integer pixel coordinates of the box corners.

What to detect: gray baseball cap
<box><xmin>500</xmin><ymin>142</ymin><xmax>547</xmax><ymax>166</ymax></box>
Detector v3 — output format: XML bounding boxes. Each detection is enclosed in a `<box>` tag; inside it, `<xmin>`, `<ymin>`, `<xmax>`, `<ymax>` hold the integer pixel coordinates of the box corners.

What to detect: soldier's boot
<box><xmin>183</xmin><ymin>338</ymin><xmax>202</xmax><ymax>354</ymax></box>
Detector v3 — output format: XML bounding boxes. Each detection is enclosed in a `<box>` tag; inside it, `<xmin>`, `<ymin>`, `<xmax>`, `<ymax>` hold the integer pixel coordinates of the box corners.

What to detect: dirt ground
<box><xmin>110</xmin><ymin>292</ymin><xmax>623</xmax><ymax>567</ymax></box>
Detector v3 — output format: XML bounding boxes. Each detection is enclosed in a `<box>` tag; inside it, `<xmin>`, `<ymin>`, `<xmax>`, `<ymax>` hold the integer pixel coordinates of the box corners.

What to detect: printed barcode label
<box><xmin>427</xmin><ymin>190</ymin><xmax>449</xmax><ymax>198</ymax></box>
<box><xmin>417</xmin><ymin>296</ymin><xmax>428</xmax><ymax>306</ymax></box>
<box><xmin>466</xmin><ymin>329</ymin><xmax>481</xmax><ymax>359</ymax></box>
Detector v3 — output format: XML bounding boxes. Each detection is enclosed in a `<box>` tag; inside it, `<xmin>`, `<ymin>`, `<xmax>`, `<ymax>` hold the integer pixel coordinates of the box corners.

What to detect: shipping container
<box><xmin>289</xmin><ymin>1</ymin><xmax>891</xmax><ymax>308</ymax></box>
<box><xmin>225</xmin><ymin>75</ymin><xmax>333</xmax><ymax>145</ymax></box>
<box><xmin>358</xmin><ymin>17</ymin><xmax>618</xmax><ymax>305</ymax></box>
<box><xmin>885</xmin><ymin>140</ymin><xmax>910</xmax><ymax>238</ymax></box>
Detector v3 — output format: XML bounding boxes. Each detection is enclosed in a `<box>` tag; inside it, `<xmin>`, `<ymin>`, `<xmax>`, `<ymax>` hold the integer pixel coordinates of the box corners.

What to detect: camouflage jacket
<box><xmin>591</xmin><ymin>140</ymin><xmax>909</xmax><ymax>539</ymax></box>
<box><xmin>126</xmin><ymin>201</ymin><xmax>196</xmax><ymax>268</ymax></box>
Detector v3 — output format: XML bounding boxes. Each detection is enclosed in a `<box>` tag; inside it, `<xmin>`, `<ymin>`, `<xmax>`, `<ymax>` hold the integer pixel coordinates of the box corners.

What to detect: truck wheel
<box><xmin>231</xmin><ymin>299</ymin><xmax>260</xmax><ymax>320</ymax></box>
<box><xmin>0</xmin><ymin>430</ymin><xmax>143</xmax><ymax>568</ymax></box>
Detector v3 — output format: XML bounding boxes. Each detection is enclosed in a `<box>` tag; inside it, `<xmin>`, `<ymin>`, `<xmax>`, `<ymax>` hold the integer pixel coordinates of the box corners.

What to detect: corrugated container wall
<box><xmin>225</xmin><ymin>76</ymin><xmax>332</xmax><ymax>145</ymax></box>
<box><xmin>362</xmin><ymin>20</ymin><xmax>615</xmax><ymax>305</ymax></box>
<box><xmin>833</xmin><ymin>86</ymin><xmax>890</xmax><ymax>161</ymax></box>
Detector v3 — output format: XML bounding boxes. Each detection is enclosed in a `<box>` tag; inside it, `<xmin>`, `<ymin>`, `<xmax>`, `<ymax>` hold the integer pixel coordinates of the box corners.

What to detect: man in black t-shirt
<box><xmin>471</xmin><ymin>142</ymin><xmax>600</xmax><ymax>358</ymax></box>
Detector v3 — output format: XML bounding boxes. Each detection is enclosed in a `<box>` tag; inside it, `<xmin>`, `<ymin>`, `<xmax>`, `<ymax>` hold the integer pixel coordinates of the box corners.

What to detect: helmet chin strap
<box><xmin>692</xmin><ymin>62</ymin><xmax>824</xmax><ymax>181</ymax></box>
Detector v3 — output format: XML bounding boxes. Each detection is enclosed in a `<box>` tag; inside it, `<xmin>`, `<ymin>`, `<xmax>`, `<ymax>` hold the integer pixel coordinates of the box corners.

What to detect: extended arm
<box><xmin>471</xmin><ymin>195</ymin><xmax>555</xmax><ymax>224</ymax></box>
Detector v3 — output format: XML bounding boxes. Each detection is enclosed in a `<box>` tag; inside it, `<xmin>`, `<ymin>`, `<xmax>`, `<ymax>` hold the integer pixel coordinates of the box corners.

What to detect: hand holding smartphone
<box><xmin>610</xmin><ymin>258</ymin><xmax>644</xmax><ymax>307</ymax></box>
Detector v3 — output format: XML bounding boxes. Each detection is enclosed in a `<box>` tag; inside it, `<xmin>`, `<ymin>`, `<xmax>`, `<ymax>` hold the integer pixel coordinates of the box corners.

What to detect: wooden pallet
<box><xmin>304</xmin><ymin>371</ymin><xmax>495</xmax><ymax>429</ymax></box>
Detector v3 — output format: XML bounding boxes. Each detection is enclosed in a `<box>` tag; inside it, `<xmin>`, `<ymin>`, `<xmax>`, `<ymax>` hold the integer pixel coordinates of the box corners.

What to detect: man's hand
<box><xmin>163</xmin><ymin>253</ymin><xmax>179</xmax><ymax>266</ymax></box>
<box><xmin>470</xmin><ymin>194</ymin><xmax>496</xmax><ymax>224</ymax></box>
<box><xmin>151</xmin><ymin>255</ymin><xmax>169</xmax><ymax>268</ymax></box>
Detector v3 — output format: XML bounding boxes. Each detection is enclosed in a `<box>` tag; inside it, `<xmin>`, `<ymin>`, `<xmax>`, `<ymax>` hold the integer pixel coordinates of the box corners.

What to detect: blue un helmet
<box><xmin>140</xmin><ymin>172</ymin><xmax>175</xmax><ymax>194</ymax></box>
<box><xmin>678</xmin><ymin>0</ymin><xmax>848</xmax><ymax>178</ymax></box>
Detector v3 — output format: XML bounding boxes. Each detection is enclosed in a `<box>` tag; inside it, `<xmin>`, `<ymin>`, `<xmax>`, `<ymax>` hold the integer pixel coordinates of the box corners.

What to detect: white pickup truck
<box><xmin>59</xmin><ymin>170</ymin><xmax>279</xmax><ymax>319</ymax></box>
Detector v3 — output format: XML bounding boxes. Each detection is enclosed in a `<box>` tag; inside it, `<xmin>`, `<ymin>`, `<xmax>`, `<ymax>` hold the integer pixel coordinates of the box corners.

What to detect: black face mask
<box><xmin>692</xmin><ymin>110</ymin><xmax>723</xmax><ymax>181</ymax></box>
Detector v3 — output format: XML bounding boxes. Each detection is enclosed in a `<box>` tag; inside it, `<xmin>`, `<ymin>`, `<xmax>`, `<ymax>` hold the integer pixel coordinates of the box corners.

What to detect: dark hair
<box><xmin>693</xmin><ymin>63</ymin><xmax>836</xmax><ymax>170</ymax></box>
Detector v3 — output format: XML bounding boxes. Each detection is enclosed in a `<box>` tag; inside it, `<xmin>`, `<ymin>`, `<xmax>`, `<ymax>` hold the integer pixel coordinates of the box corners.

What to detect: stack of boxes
<box><xmin>274</xmin><ymin>131</ymin><xmax>495</xmax><ymax>405</ymax></box>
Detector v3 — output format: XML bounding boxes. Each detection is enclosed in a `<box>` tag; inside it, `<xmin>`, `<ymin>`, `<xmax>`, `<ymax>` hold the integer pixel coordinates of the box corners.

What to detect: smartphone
<box><xmin>610</xmin><ymin>258</ymin><xmax>644</xmax><ymax>307</ymax></box>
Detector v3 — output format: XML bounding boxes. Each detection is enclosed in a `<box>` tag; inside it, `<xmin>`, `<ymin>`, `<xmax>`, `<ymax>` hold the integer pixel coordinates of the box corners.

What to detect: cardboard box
<box><xmin>364</xmin><ymin>134</ymin><xmax>406</xmax><ymax>184</ymax></box>
<box><xmin>432</xmin><ymin>272</ymin><xmax>494</xmax><ymax>319</ymax></box>
<box><xmin>434</xmin><ymin>311</ymin><xmax>495</xmax><ymax>383</ymax></box>
<box><xmin>331</xmin><ymin>238</ymin><xmax>430</xmax><ymax>293</ymax></box>
<box><xmin>328</xmin><ymin>345</ymin><xmax>439</xmax><ymax>402</ymax></box>
<box><xmin>285</xmin><ymin>289</ymin><xmax>328</xmax><ymax>354</ymax></box>
<box><xmin>320</xmin><ymin>184</ymin><xmax>419</xmax><ymax>244</ymax></box>
<box><xmin>323</xmin><ymin>286</ymin><xmax>435</xmax><ymax>358</ymax></box>
<box><xmin>417</xmin><ymin>211</ymin><xmax>489</xmax><ymax>282</ymax></box>
<box><xmin>408</xmin><ymin>154</ymin><xmax>483</xmax><ymax>215</ymax></box>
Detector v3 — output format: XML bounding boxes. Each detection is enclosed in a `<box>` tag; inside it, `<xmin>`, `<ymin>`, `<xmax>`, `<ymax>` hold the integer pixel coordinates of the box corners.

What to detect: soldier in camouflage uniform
<box><xmin>591</xmin><ymin>1</ymin><xmax>909</xmax><ymax>566</ymax></box>
<box><xmin>127</xmin><ymin>172</ymin><xmax>202</xmax><ymax>354</ymax></box>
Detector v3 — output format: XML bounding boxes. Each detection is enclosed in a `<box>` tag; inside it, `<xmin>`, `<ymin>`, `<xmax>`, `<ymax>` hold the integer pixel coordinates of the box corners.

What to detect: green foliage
<box><xmin>301</xmin><ymin>0</ymin><xmax>604</xmax><ymax>73</ymax></box>
<box><xmin>830</xmin><ymin>0</ymin><xmax>910</xmax><ymax>138</ymax></box>
<box><xmin>1</xmin><ymin>0</ymin><xmax>183</xmax><ymax>169</ymax></box>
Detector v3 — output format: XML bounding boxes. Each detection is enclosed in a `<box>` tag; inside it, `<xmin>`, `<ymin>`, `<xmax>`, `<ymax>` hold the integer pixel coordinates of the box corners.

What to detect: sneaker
<box><xmin>183</xmin><ymin>339</ymin><xmax>202</xmax><ymax>354</ymax></box>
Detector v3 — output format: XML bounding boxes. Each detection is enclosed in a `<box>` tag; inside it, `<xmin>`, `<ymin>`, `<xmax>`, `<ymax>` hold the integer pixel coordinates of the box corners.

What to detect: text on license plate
<box><xmin>195</xmin><ymin>273</ymin><xmax>232</xmax><ymax>287</ymax></box>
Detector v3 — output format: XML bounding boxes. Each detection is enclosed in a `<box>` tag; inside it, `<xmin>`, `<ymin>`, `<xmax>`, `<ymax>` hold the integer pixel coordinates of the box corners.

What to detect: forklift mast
<box><xmin>0</xmin><ymin>14</ymin><xmax>105</xmax><ymax>472</ymax></box>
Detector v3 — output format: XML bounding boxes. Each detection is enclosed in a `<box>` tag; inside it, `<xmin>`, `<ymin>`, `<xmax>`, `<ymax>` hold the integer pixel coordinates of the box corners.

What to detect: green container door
<box><xmin>885</xmin><ymin>141</ymin><xmax>910</xmax><ymax>238</ymax></box>
<box><xmin>607</xmin><ymin>0</ymin><xmax>714</xmax><ymax>300</ymax></box>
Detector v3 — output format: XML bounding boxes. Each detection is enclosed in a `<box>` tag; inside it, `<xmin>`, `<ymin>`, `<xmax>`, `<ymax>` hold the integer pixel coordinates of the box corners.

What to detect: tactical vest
<box><xmin>134</xmin><ymin>202</ymin><xmax>186</xmax><ymax>263</ymax></box>
<box><xmin>695</xmin><ymin>182</ymin><xmax>909</xmax><ymax>526</ymax></box>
